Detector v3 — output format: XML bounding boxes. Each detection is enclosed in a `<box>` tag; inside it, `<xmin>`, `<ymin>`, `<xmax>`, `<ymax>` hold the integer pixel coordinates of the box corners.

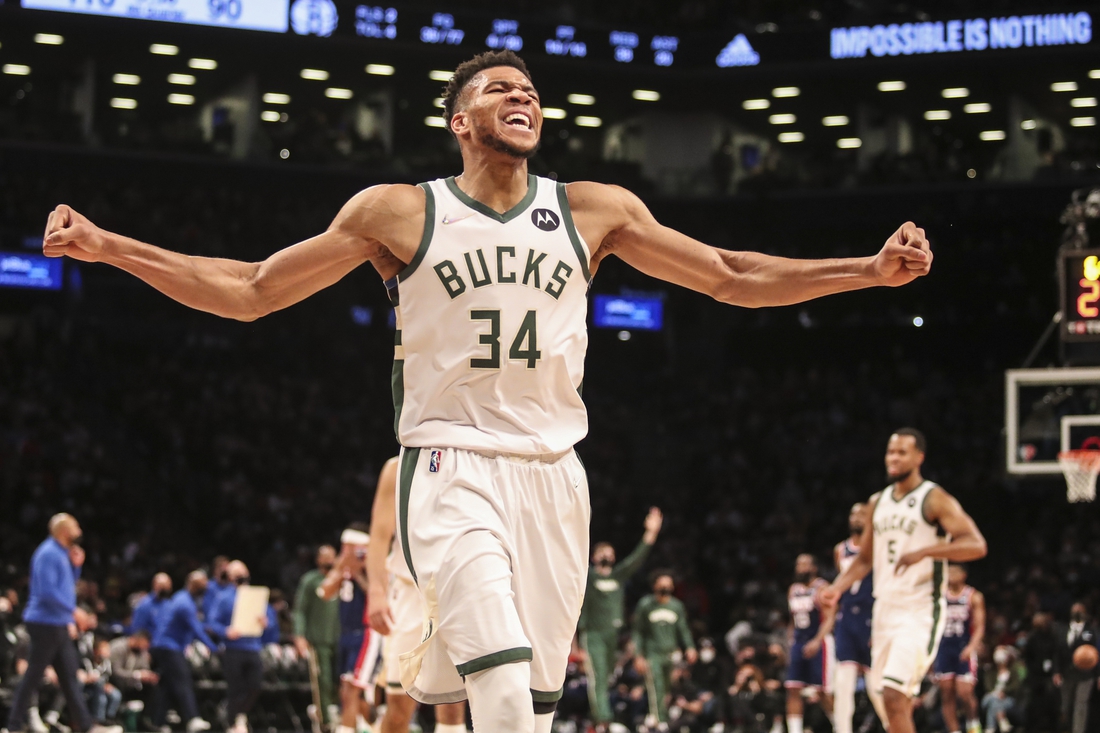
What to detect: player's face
<box><xmin>794</xmin><ymin>554</ymin><xmax>816</xmax><ymax>581</ymax></box>
<box><xmin>948</xmin><ymin>565</ymin><xmax>966</xmax><ymax>588</ymax></box>
<box><xmin>885</xmin><ymin>434</ymin><xmax>924</xmax><ymax>481</ymax></box>
<box><xmin>848</xmin><ymin>504</ymin><xmax>865</xmax><ymax>534</ymax></box>
<box><xmin>455</xmin><ymin>66</ymin><xmax>542</xmax><ymax>159</ymax></box>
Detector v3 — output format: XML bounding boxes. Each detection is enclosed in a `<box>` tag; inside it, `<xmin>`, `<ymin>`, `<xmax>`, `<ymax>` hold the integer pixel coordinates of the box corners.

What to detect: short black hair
<box><xmin>132</xmin><ymin>629</ymin><xmax>151</xmax><ymax>640</ymax></box>
<box><xmin>650</xmin><ymin>569</ymin><xmax>675</xmax><ymax>586</ymax></box>
<box><xmin>441</xmin><ymin>51</ymin><xmax>532</xmax><ymax>138</ymax></box>
<box><xmin>893</xmin><ymin>427</ymin><xmax>927</xmax><ymax>453</ymax></box>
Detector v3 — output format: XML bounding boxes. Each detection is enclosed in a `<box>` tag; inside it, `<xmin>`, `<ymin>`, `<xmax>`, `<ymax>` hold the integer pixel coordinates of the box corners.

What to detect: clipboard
<box><xmin>229</xmin><ymin>585</ymin><xmax>270</xmax><ymax>637</ymax></box>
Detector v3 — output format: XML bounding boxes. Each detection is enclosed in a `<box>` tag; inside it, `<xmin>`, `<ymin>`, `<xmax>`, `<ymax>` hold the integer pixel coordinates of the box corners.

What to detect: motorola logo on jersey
<box><xmin>908</xmin><ymin>497</ymin><xmax>917</xmax><ymax>507</ymax></box>
<box><xmin>532</xmin><ymin>209</ymin><xmax>561</xmax><ymax>231</ymax></box>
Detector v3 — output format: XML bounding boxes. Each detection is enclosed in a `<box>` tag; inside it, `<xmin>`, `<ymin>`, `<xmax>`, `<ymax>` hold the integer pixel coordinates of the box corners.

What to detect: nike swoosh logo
<box><xmin>442</xmin><ymin>213</ymin><xmax>475</xmax><ymax>225</ymax></box>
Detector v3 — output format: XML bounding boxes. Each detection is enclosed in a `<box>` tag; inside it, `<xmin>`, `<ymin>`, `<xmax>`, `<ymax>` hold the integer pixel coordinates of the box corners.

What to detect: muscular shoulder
<box><xmin>565</xmin><ymin>181</ymin><xmax>654</xmax><ymax>265</ymax></box>
<box><xmin>334</xmin><ymin>184</ymin><xmax>426</xmax><ymax>270</ymax></box>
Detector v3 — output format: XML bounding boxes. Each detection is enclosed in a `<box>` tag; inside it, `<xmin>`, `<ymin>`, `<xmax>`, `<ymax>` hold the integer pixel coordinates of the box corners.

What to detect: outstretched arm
<box><xmin>568</xmin><ymin>182</ymin><xmax>932</xmax><ymax>308</ymax></box>
<box><xmin>367</xmin><ymin>457</ymin><xmax>400</xmax><ymax>635</ymax></box>
<box><xmin>41</xmin><ymin>184</ymin><xmax>423</xmax><ymax>321</ymax></box>
<box><xmin>895</xmin><ymin>488</ymin><xmax>987</xmax><ymax>572</ymax></box>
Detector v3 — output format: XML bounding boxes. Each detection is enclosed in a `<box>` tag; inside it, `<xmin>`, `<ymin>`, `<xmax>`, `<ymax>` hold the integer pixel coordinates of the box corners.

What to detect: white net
<box><xmin>1059</xmin><ymin>450</ymin><xmax>1100</xmax><ymax>503</ymax></box>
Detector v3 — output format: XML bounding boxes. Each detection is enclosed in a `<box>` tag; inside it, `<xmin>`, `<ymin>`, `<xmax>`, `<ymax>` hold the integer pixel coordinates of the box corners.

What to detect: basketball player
<box><xmin>40</xmin><ymin>50</ymin><xmax>933</xmax><ymax>733</ymax></box>
<box><xmin>821</xmin><ymin>429</ymin><xmax>986</xmax><ymax>733</ymax></box>
<box><xmin>933</xmin><ymin>564</ymin><xmax>984</xmax><ymax>733</ymax></box>
<box><xmin>785</xmin><ymin>554</ymin><xmax>832</xmax><ymax>733</ymax></box>
<box><xmin>366</xmin><ymin>457</ymin><xmax>466</xmax><ymax>733</ymax></box>
<box><xmin>829</xmin><ymin>503</ymin><xmax>873</xmax><ymax>733</ymax></box>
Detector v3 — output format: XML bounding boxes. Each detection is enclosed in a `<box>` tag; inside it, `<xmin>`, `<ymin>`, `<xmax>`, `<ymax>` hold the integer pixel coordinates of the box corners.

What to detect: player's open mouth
<box><xmin>504</xmin><ymin>112</ymin><xmax>532</xmax><ymax>130</ymax></box>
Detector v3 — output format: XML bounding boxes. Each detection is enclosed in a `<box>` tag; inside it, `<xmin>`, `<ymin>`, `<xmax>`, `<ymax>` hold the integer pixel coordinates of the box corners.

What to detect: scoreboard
<box><xmin>1061</xmin><ymin>248</ymin><xmax>1100</xmax><ymax>342</ymax></box>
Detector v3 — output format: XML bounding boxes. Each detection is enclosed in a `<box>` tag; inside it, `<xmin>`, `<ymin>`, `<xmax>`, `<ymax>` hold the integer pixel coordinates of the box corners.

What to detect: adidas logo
<box><xmin>716</xmin><ymin>34</ymin><xmax>760</xmax><ymax>67</ymax></box>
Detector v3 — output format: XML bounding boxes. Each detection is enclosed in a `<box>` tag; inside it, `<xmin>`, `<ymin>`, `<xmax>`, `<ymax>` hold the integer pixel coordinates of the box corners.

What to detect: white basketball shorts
<box><xmin>395</xmin><ymin>446</ymin><xmax>590</xmax><ymax>709</ymax></box>
<box><xmin>870</xmin><ymin>599</ymin><xmax>946</xmax><ymax>697</ymax></box>
<box><xmin>384</xmin><ymin>577</ymin><xmax>424</xmax><ymax>692</ymax></box>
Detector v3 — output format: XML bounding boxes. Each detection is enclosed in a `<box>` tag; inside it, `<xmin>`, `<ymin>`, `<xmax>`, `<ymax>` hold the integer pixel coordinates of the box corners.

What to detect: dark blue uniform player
<box><xmin>785</xmin><ymin>554</ymin><xmax>832</xmax><ymax>733</ymax></box>
<box><xmin>933</xmin><ymin>564</ymin><xmax>984</xmax><ymax>733</ymax></box>
<box><xmin>831</xmin><ymin>503</ymin><xmax>873</xmax><ymax>733</ymax></box>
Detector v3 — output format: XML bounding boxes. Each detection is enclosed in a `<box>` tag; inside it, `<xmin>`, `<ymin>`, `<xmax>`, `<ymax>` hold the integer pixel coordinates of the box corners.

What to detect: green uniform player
<box><xmin>579</xmin><ymin>508</ymin><xmax>663</xmax><ymax>727</ymax></box>
<box><xmin>632</xmin><ymin>572</ymin><xmax>696</xmax><ymax>724</ymax></box>
<box><xmin>293</xmin><ymin>545</ymin><xmax>341</xmax><ymax>722</ymax></box>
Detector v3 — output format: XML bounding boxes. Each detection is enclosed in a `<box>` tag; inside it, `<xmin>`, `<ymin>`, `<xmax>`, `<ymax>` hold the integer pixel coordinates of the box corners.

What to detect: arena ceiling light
<box><xmin>941</xmin><ymin>87</ymin><xmax>969</xmax><ymax>99</ymax></box>
<box><xmin>168</xmin><ymin>73</ymin><xmax>196</xmax><ymax>86</ymax></box>
<box><xmin>112</xmin><ymin>73</ymin><xmax>141</xmax><ymax>86</ymax></box>
<box><xmin>260</xmin><ymin>111</ymin><xmax>282</xmax><ymax>122</ymax></box>
<box><xmin>575</xmin><ymin>116</ymin><xmax>602</xmax><ymax>127</ymax></box>
<box><xmin>632</xmin><ymin>90</ymin><xmax>660</xmax><ymax>102</ymax></box>
<box><xmin>768</xmin><ymin>113</ymin><xmax>796</xmax><ymax>125</ymax></box>
<box><xmin>188</xmin><ymin>58</ymin><xmax>217</xmax><ymax>70</ymax></box>
<box><xmin>167</xmin><ymin>93</ymin><xmax>195</xmax><ymax>105</ymax></box>
<box><xmin>263</xmin><ymin>92</ymin><xmax>290</xmax><ymax>105</ymax></box>
<box><xmin>325</xmin><ymin>87</ymin><xmax>353</xmax><ymax>99</ymax></box>
<box><xmin>567</xmin><ymin>94</ymin><xmax>595</xmax><ymax>105</ymax></box>
<box><xmin>542</xmin><ymin>107</ymin><xmax>567</xmax><ymax>119</ymax></box>
<box><xmin>1091</xmin><ymin>70</ymin><xmax>1100</xmax><ymax>79</ymax></box>
<box><xmin>963</xmin><ymin>103</ymin><xmax>991</xmax><ymax>114</ymax></box>
<box><xmin>428</xmin><ymin>70</ymin><xmax>453</xmax><ymax>82</ymax></box>
<box><xmin>1071</xmin><ymin>117</ymin><xmax>1097</xmax><ymax>127</ymax></box>
<box><xmin>34</xmin><ymin>33</ymin><xmax>64</xmax><ymax>45</ymax></box>
<box><xmin>837</xmin><ymin>137</ymin><xmax>861</xmax><ymax>149</ymax></box>
<box><xmin>1021</xmin><ymin>119</ymin><xmax>1037</xmax><ymax>130</ymax></box>
<box><xmin>772</xmin><ymin>86</ymin><xmax>800</xmax><ymax>98</ymax></box>
<box><xmin>877</xmin><ymin>80</ymin><xmax>906</xmax><ymax>92</ymax></box>
<box><xmin>1052</xmin><ymin>81</ymin><xmax>1078</xmax><ymax>92</ymax></box>
<box><xmin>300</xmin><ymin>69</ymin><xmax>329</xmax><ymax>81</ymax></box>
<box><xmin>366</xmin><ymin>64</ymin><xmax>395</xmax><ymax>76</ymax></box>
<box><xmin>777</xmin><ymin>131</ymin><xmax>804</xmax><ymax>143</ymax></box>
<box><xmin>1070</xmin><ymin>97</ymin><xmax>1098</xmax><ymax>108</ymax></box>
<box><xmin>149</xmin><ymin>44</ymin><xmax>179</xmax><ymax>56</ymax></box>
<box><xmin>923</xmin><ymin>110</ymin><xmax>951</xmax><ymax>121</ymax></box>
<box><xmin>424</xmin><ymin>116</ymin><xmax>447</xmax><ymax>128</ymax></box>
<box><xmin>822</xmin><ymin>115</ymin><xmax>848</xmax><ymax>126</ymax></box>
<box><xmin>110</xmin><ymin>97</ymin><xmax>138</xmax><ymax>109</ymax></box>
<box><xmin>979</xmin><ymin>130</ymin><xmax>1006</xmax><ymax>141</ymax></box>
<box><xmin>3</xmin><ymin>64</ymin><xmax>31</xmax><ymax>76</ymax></box>
<box><xmin>432</xmin><ymin>97</ymin><xmax>444</xmax><ymax>108</ymax></box>
<box><xmin>742</xmin><ymin>98</ymin><xmax>770</xmax><ymax>110</ymax></box>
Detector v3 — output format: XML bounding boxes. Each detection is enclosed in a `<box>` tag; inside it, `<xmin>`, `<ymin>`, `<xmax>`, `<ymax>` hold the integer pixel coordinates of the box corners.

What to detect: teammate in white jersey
<box><xmin>365</xmin><ymin>457</ymin><xmax>466</xmax><ymax>733</ymax></box>
<box><xmin>821</xmin><ymin>429</ymin><xmax>986</xmax><ymax>733</ymax></box>
<box><xmin>39</xmin><ymin>50</ymin><xmax>934</xmax><ymax>733</ymax></box>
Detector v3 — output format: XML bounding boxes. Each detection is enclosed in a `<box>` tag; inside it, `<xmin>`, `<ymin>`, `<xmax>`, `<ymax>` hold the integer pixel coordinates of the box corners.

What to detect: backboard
<box><xmin>1006</xmin><ymin>368</ymin><xmax>1100</xmax><ymax>475</ymax></box>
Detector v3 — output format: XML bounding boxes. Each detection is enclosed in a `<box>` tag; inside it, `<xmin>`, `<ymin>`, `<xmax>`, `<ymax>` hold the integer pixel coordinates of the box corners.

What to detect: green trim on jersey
<box><xmin>391</xmin><ymin>330</ymin><xmax>404</xmax><ymax>436</ymax></box>
<box><xmin>398</xmin><ymin>183</ymin><xmax>436</xmax><ymax>282</ymax></box>
<box><xmin>531</xmin><ymin>687</ymin><xmax>565</xmax><ymax>703</ymax></box>
<box><xmin>398</xmin><ymin>448</ymin><xmax>420</xmax><ymax>583</ymax></box>
<box><xmin>883</xmin><ymin>675</ymin><xmax>906</xmax><ymax>686</ymax></box>
<box><xmin>928</xmin><ymin>559</ymin><xmax>945</xmax><ymax>654</ymax></box>
<box><xmin>455</xmin><ymin>646</ymin><xmax>533</xmax><ymax>676</ymax></box>
<box><xmin>556</xmin><ymin>182</ymin><xmax>592</xmax><ymax>283</ymax></box>
<box><xmin>445</xmin><ymin>175</ymin><xmax>538</xmax><ymax>223</ymax></box>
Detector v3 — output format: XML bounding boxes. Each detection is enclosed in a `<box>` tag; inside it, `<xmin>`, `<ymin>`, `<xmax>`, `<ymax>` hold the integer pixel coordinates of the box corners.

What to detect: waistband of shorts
<box><xmin>466</xmin><ymin>447</ymin><xmax>574</xmax><ymax>464</ymax></box>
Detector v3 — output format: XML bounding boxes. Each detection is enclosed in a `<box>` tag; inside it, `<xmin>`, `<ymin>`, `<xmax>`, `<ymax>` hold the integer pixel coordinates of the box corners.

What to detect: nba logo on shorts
<box><xmin>429</xmin><ymin>450</ymin><xmax>442</xmax><ymax>473</ymax></box>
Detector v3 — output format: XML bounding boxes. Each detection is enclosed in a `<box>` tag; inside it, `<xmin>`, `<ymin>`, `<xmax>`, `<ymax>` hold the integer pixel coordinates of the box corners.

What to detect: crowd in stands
<box><xmin>1</xmin><ymin>144</ymin><xmax>1098</xmax><ymax>733</ymax></box>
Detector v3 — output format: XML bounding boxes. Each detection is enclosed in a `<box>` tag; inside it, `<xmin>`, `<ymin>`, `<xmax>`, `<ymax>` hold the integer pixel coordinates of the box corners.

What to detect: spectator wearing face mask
<box><xmin>632</xmin><ymin>571</ymin><xmax>697</xmax><ymax>725</ymax></box>
<box><xmin>108</xmin><ymin>629</ymin><xmax>158</xmax><ymax>697</ymax></box>
<box><xmin>578</xmin><ymin>507</ymin><xmax>662</xmax><ymax>729</ymax></box>
<box><xmin>208</xmin><ymin>561</ymin><xmax>279</xmax><ymax>733</ymax></box>
<box><xmin>150</xmin><ymin>570</ymin><xmax>217</xmax><ymax>733</ymax></box>
<box><xmin>202</xmin><ymin>557</ymin><xmax>232</xmax><ymax>621</ymax></box>
<box><xmin>1056</xmin><ymin>602</ymin><xmax>1098</xmax><ymax>733</ymax></box>
<box><xmin>292</xmin><ymin>545</ymin><xmax>340</xmax><ymax>724</ymax></box>
<box><xmin>688</xmin><ymin>638</ymin><xmax>729</xmax><ymax>726</ymax></box>
<box><xmin>6</xmin><ymin>514</ymin><xmax>120</xmax><ymax>733</ymax></box>
<box><xmin>79</xmin><ymin>639</ymin><xmax>121</xmax><ymax>725</ymax></box>
<box><xmin>130</xmin><ymin>574</ymin><xmax>173</xmax><ymax>637</ymax></box>
<box><xmin>981</xmin><ymin>646</ymin><xmax>1022</xmax><ymax>733</ymax></box>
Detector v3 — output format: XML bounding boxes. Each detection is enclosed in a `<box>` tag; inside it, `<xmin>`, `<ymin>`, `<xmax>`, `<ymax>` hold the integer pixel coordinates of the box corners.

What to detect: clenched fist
<box><xmin>42</xmin><ymin>205</ymin><xmax>108</xmax><ymax>262</ymax></box>
<box><xmin>872</xmin><ymin>221</ymin><xmax>932</xmax><ymax>287</ymax></box>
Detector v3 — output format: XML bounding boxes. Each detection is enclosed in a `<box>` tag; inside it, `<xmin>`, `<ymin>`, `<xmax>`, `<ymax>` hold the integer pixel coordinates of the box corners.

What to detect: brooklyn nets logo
<box><xmin>531</xmin><ymin>208</ymin><xmax>560</xmax><ymax>231</ymax></box>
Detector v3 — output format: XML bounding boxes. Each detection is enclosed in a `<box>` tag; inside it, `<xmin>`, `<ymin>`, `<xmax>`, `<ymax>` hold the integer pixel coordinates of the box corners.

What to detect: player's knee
<box><xmin>466</xmin><ymin>662</ymin><xmax>533</xmax><ymax>730</ymax></box>
<box><xmin>882</xmin><ymin>686</ymin><xmax>908</xmax><ymax>713</ymax></box>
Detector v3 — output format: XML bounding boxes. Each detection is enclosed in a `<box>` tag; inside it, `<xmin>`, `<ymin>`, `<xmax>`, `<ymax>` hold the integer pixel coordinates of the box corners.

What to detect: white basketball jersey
<box><xmin>871</xmin><ymin>480</ymin><xmax>948</xmax><ymax>607</ymax></box>
<box><xmin>387</xmin><ymin>542</ymin><xmax>414</xmax><ymax>584</ymax></box>
<box><xmin>388</xmin><ymin>175</ymin><xmax>591</xmax><ymax>455</ymax></box>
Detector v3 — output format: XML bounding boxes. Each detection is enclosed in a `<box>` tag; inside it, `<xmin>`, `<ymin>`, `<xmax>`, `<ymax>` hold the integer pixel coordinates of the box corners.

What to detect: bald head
<box><xmin>226</xmin><ymin>560</ymin><xmax>250</xmax><ymax>585</ymax></box>
<box><xmin>49</xmin><ymin>513</ymin><xmax>82</xmax><ymax>548</ymax></box>
<box><xmin>186</xmin><ymin>570</ymin><xmax>208</xmax><ymax>596</ymax></box>
<box><xmin>152</xmin><ymin>573</ymin><xmax>173</xmax><ymax>596</ymax></box>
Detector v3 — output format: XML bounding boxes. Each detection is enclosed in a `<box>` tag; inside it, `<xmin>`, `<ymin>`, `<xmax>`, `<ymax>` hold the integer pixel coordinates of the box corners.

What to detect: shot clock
<box><xmin>1061</xmin><ymin>248</ymin><xmax>1100</xmax><ymax>342</ymax></box>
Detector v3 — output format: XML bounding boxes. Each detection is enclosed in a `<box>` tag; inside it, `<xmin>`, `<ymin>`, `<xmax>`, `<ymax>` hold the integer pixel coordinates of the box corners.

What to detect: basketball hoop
<box><xmin>1058</xmin><ymin>449</ymin><xmax>1100</xmax><ymax>502</ymax></box>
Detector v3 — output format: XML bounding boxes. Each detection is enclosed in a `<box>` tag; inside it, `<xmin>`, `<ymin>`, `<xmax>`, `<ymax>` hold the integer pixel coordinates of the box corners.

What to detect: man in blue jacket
<box><xmin>150</xmin><ymin>571</ymin><xmax>216</xmax><ymax>733</ymax></box>
<box><xmin>130</xmin><ymin>573</ymin><xmax>173</xmax><ymax>637</ymax></box>
<box><xmin>208</xmin><ymin>561</ymin><xmax>279</xmax><ymax>733</ymax></box>
<box><xmin>5</xmin><ymin>514</ymin><xmax>119</xmax><ymax>733</ymax></box>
